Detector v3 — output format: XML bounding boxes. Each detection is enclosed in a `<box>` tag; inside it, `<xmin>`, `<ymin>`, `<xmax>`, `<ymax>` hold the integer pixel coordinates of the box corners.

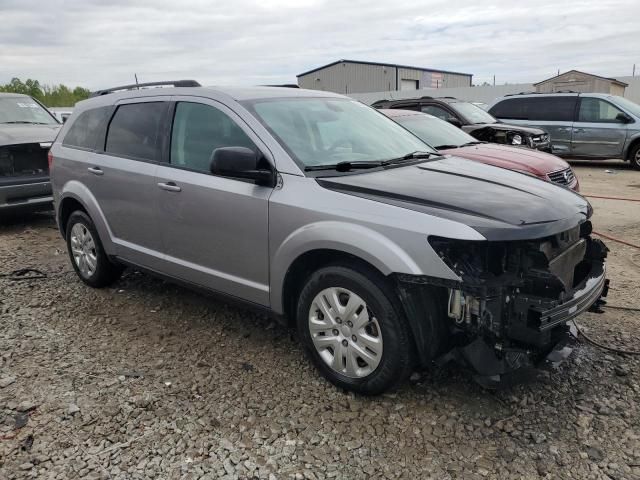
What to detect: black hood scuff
<box><xmin>316</xmin><ymin>157</ymin><xmax>590</xmax><ymax>241</ymax></box>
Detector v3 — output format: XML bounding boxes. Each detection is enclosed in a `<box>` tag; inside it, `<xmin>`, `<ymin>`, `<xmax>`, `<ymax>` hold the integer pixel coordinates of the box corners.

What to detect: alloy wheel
<box><xmin>70</xmin><ymin>223</ymin><xmax>97</xmax><ymax>278</ymax></box>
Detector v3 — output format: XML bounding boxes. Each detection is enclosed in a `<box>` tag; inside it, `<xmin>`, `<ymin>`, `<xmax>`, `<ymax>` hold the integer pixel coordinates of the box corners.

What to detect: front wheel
<box><xmin>630</xmin><ymin>143</ymin><xmax>640</xmax><ymax>171</ymax></box>
<box><xmin>66</xmin><ymin>211</ymin><xmax>123</xmax><ymax>288</ymax></box>
<box><xmin>296</xmin><ymin>264</ymin><xmax>413</xmax><ymax>395</ymax></box>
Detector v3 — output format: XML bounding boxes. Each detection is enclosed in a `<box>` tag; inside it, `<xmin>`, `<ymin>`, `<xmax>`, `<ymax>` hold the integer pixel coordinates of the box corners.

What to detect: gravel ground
<box><xmin>1</xmin><ymin>162</ymin><xmax>639</xmax><ymax>480</ymax></box>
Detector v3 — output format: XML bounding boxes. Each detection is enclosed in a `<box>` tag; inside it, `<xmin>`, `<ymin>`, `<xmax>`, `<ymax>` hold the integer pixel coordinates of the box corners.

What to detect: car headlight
<box><xmin>511</xmin><ymin>134</ymin><xmax>523</xmax><ymax>145</ymax></box>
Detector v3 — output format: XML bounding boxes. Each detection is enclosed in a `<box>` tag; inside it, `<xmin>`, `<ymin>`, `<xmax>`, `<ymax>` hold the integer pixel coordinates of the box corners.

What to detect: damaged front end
<box><xmin>466</xmin><ymin>125</ymin><xmax>551</xmax><ymax>151</ymax></box>
<box><xmin>398</xmin><ymin>221</ymin><xmax>608</xmax><ymax>384</ymax></box>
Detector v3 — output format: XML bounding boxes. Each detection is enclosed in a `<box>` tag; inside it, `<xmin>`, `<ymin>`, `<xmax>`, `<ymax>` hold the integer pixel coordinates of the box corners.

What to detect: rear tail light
<box><xmin>47</xmin><ymin>150</ymin><xmax>53</xmax><ymax>171</ymax></box>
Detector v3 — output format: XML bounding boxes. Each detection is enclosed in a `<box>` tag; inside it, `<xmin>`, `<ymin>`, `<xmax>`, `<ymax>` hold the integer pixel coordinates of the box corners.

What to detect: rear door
<box><xmin>571</xmin><ymin>97</ymin><xmax>629</xmax><ymax>158</ymax></box>
<box><xmin>89</xmin><ymin>98</ymin><xmax>170</xmax><ymax>269</ymax></box>
<box><xmin>155</xmin><ymin>97</ymin><xmax>273</xmax><ymax>305</ymax></box>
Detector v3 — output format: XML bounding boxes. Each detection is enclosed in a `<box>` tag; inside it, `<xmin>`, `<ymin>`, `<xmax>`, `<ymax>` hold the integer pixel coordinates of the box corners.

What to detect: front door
<box><xmin>155</xmin><ymin>98</ymin><xmax>273</xmax><ymax>306</ymax></box>
<box><xmin>571</xmin><ymin>97</ymin><xmax>628</xmax><ymax>158</ymax></box>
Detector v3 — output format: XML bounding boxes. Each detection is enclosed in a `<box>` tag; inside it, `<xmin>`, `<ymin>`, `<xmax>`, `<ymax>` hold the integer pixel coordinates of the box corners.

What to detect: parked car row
<box><xmin>488</xmin><ymin>92</ymin><xmax>640</xmax><ymax>169</ymax></box>
<box><xmin>48</xmin><ymin>81</ymin><xmax>609</xmax><ymax>394</ymax></box>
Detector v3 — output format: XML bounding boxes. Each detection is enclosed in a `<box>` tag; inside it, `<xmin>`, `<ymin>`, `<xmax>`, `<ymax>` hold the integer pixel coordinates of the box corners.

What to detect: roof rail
<box><xmin>503</xmin><ymin>90</ymin><xmax>581</xmax><ymax>97</ymax></box>
<box><xmin>261</xmin><ymin>84</ymin><xmax>300</xmax><ymax>88</ymax></box>
<box><xmin>90</xmin><ymin>80</ymin><xmax>201</xmax><ymax>97</ymax></box>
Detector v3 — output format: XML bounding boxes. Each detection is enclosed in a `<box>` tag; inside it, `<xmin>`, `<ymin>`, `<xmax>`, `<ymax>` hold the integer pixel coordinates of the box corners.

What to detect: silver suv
<box><xmin>51</xmin><ymin>81</ymin><xmax>608</xmax><ymax>394</ymax></box>
<box><xmin>488</xmin><ymin>93</ymin><xmax>640</xmax><ymax>169</ymax></box>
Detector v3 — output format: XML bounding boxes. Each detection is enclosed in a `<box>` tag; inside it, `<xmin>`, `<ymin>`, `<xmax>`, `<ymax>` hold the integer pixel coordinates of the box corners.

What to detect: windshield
<box><xmin>0</xmin><ymin>97</ymin><xmax>59</xmax><ymax>125</ymax></box>
<box><xmin>612</xmin><ymin>96</ymin><xmax>640</xmax><ymax>118</ymax></box>
<box><xmin>450</xmin><ymin>101</ymin><xmax>497</xmax><ymax>124</ymax></box>
<box><xmin>244</xmin><ymin>98</ymin><xmax>435</xmax><ymax>168</ymax></box>
<box><xmin>393</xmin><ymin>113</ymin><xmax>478</xmax><ymax>149</ymax></box>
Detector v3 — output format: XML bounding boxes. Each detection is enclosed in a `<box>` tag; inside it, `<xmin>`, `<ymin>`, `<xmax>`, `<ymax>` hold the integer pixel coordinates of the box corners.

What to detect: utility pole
<box><xmin>493</xmin><ymin>75</ymin><xmax>495</xmax><ymax>86</ymax></box>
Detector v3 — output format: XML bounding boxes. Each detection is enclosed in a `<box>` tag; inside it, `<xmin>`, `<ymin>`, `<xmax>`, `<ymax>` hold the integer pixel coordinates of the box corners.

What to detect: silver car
<box><xmin>50</xmin><ymin>81</ymin><xmax>608</xmax><ymax>394</ymax></box>
<box><xmin>488</xmin><ymin>93</ymin><xmax>640</xmax><ymax>169</ymax></box>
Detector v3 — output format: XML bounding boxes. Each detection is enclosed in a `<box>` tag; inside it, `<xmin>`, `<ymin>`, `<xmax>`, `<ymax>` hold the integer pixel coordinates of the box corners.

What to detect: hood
<box><xmin>463</xmin><ymin>122</ymin><xmax>546</xmax><ymax>135</ymax></box>
<box><xmin>441</xmin><ymin>143</ymin><xmax>569</xmax><ymax>177</ymax></box>
<box><xmin>316</xmin><ymin>156</ymin><xmax>589</xmax><ymax>241</ymax></box>
<box><xmin>0</xmin><ymin>124</ymin><xmax>60</xmax><ymax>146</ymax></box>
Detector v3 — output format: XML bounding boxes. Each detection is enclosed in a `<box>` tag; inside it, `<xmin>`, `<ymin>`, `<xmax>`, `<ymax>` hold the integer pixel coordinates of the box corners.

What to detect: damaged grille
<box><xmin>0</xmin><ymin>143</ymin><xmax>50</xmax><ymax>178</ymax></box>
<box><xmin>547</xmin><ymin>167</ymin><xmax>575</xmax><ymax>186</ymax></box>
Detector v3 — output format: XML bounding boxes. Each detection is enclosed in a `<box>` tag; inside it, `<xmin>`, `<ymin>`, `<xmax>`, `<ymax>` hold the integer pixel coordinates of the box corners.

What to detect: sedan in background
<box><xmin>382</xmin><ymin>109</ymin><xmax>579</xmax><ymax>191</ymax></box>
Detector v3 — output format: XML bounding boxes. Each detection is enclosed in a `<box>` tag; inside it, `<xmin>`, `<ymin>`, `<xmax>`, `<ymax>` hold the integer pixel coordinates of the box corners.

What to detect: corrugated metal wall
<box><xmin>297</xmin><ymin>61</ymin><xmax>472</xmax><ymax>94</ymax></box>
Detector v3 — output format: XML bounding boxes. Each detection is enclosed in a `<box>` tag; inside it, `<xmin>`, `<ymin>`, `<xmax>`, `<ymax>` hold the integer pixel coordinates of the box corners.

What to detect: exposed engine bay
<box><xmin>0</xmin><ymin>143</ymin><xmax>50</xmax><ymax>178</ymax></box>
<box><xmin>398</xmin><ymin>220</ymin><xmax>608</xmax><ymax>383</ymax></box>
<box><xmin>463</xmin><ymin>125</ymin><xmax>551</xmax><ymax>151</ymax></box>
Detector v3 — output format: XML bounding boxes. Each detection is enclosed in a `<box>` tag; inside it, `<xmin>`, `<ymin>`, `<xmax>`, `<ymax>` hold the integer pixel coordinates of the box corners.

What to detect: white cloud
<box><xmin>0</xmin><ymin>0</ymin><xmax>638</xmax><ymax>89</ymax></box>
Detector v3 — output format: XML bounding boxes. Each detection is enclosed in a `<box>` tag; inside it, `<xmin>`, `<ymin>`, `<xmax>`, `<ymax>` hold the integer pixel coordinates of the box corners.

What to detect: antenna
<box><xmin>134</xmin><ymin>74</ymin><xmax>140</xmax><ymax>89</ymax></box>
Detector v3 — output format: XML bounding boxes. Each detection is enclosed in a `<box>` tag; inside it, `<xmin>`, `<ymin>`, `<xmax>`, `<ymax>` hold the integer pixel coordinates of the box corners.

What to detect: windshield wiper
<box><xmin>381</xmin><ymin>151</ymin><xmax>434</xmax><ymax>165</ymax></box>
<box><xmin>433</xmin><ymin>144</ymin><xmax>460</xmax><ymax>150</ymax></box>
<box><xmin>305</xmin><ymin>161</ymin><xmax>384</xmax><ymax>172</ymax></box>
<box><xmin>1</xmin><ymin>121</ymin><xmax>48</xmax><ymax>124</ymax></box>
<box><xmin>305</xmin><ymin>151</ymin><xmax>436</xmax><ymax>172</ymax></box>
<box><xmin>459</xmin><ymin>141</ymin><xmax>485</xmax><ymax>147</ymax></box>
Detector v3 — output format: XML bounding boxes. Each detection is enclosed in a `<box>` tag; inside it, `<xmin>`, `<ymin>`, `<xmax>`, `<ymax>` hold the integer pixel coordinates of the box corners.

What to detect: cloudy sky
<box><xmin>1</xmin><ymin>0</ymin><xmax>638</xmax><ymax>90</ymax></box>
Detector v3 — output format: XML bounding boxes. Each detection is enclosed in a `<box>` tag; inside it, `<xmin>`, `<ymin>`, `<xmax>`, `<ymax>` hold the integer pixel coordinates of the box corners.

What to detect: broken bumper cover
<box><xmin>515</xmin><ymin>263</ymin><xmax>608</xmax><ymax>333</ymax></box>
<box><xmin>397</xmin><ymin>235</ymin><xmax>608</xmax><ymax>379</ymax></box>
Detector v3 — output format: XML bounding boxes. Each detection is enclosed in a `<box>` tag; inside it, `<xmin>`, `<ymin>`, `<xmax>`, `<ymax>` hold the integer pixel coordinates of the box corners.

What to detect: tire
<box><xmin>65</xmin><ymin>211</ymin><xmax>123</xmax><ymax>288</ymax></box>
<box><xmin>630</xmin><ymin>143</ymin><xmax>640</xmax><ymax>171</ymax></box>
<box><xmin>296</xmin><ymin>263</ymin><xmax>413</xmax><ymax>395</ymax></box>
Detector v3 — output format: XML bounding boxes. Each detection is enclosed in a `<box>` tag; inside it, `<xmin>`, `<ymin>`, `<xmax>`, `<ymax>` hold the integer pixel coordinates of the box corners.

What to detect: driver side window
<box><xmin>170</xmin><ymin>102</ymin><xmax>256</xmax><ymax>173</ymax></box>
<box><xmin>421</xmin><ymin>105</ymin><xmax>451</xmax><ymax>120</ymax></box>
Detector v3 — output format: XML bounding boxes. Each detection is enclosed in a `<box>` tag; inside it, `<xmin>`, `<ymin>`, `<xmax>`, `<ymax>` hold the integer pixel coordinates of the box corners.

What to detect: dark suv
<box><xmin>372</xmin><ymin>97</ymin><xmax>551</xmax><ymax>151</ymax></box>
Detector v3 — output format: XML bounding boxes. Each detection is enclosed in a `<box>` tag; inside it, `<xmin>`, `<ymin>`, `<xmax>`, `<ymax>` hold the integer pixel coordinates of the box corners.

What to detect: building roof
<box><xmin>534</xmin><ymin>70</ymin><xmax>628</xmax><ymax>87</ymax></box>
<box><xmin>296</xmin><ymin>59</ymin><xmax>473</xmax><ymax>78</ymax></box>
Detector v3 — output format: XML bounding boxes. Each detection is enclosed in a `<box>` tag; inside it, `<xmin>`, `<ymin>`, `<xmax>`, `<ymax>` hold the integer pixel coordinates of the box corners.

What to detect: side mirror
<box><xmin>616</xmin><ymin>112</ymin><xmax>632</xmax><ymax>123</ymax></box>
<box><xmin>210</xmin><ymin>146</ymin><xmax>275</xmax><ymax>187</ymax></box>
<box><xmin>446</xmin><ymin>117</ymin><xmax>463</xmax><ymax>128</ymax></box>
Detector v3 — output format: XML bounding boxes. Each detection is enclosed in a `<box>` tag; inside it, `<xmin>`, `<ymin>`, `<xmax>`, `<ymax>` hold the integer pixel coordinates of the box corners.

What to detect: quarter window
<box><xmin>490</xmin><ymin>97</ymin><xmax>577</xmax><ymax>121</ymax></box>
<box><xmin>421</xmin><ymin>105</ymin><xmax>451</xmax><ymax>120</ymax></box>
<box><xmin>105</xmin><ymin>102</ymin><xmax>166</xmax><ymax>161</ymax></box>
<box><xmin>578</xmin><ymin>98</ymin><xmax>625</xmax><ymax>123</ymax></box>
<box><xmin>62</xmin><ymin>107</ymin><xmax>110</xmax><ymax>150</ymax></box>
<box><xmin>170</xmin><ymin>102</ymin><xmax>256</xmax><ymax>173</ymax></box>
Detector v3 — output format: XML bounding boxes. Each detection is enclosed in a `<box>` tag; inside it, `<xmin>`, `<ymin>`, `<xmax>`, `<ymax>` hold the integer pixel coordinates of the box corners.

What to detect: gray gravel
<box><xmin>1</xmin><ymin>166</ymin><xmax>639</xmax><ymax>479</ymax></box>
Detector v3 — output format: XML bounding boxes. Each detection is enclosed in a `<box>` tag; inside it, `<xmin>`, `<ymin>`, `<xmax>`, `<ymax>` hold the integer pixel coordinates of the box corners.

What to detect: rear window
<box><xmin>105</xmin><ymin>102</ymin><xmax>166</xmax><ymax>161</ymax></box>
<box><xmin>490</xmin><ymin>97</ymin><xmax>577</xmax><ymax>121</ymax></box>
<box><xmin>62</xmin><ymin>107</ymin><xmax>110</xmax><ymax>150</ymax></box>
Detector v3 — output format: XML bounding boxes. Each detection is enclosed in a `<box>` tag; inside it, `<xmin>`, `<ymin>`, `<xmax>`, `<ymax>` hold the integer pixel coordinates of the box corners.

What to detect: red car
<box><xmin>381</xmin><ymin>109</ymin><xmax>579</xmax><ymax>191</ymax></box>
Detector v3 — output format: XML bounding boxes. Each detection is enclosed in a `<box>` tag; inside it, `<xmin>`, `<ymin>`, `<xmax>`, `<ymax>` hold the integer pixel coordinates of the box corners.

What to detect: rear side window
<box><xmin>105</xmin><ymin>102</ymin><xmax>166</xmax><ymax>161</ymax></box>
<box><xmin>170</xmin><ymin>102</ymin><xmax>256</xmax><ymax>173</ymax></box>
<box><xmin>62</xmin><ymin>107</ymin><xmax>110</xmax><ymax>150</ymax></box>
<box><xmin>490</xmin><ymin>97</ymin><xmax>577</xmax><ymax>121</ymax></box>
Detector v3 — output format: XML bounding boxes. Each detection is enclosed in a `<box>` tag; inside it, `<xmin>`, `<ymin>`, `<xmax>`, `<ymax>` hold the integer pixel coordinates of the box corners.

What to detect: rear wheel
<box><xmin>66</xmin><ymin>211</ymin><xmax>123</xmax><ymax>287</ymax></box>
<box><xmin>296</xmin><ymin>264</ymin><xmax>413</xmax><ymax>395</ymax></box>
<box><xmin>630</xmin><ymin>143</ymin><xmax>640</xmax><ymax>170</ymax></box>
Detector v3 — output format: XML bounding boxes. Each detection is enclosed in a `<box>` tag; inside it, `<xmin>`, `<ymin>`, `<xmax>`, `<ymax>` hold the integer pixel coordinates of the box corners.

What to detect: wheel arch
<box><xmin>625</xmin><ymin>134</ymin><xmax>640</xmax><ymax>162</ymax></box>
<box><xmin>57</xmin><ymin>181</ymin><xmax>115</xmax><ymax>253</ymax></box>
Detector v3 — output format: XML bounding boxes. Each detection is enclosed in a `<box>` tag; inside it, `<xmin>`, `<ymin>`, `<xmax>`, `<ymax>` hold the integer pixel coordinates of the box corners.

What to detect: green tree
<box><xmin>0</xmin><ymin>77</ymin><xmax>90</xmax><ymax>107</ymax></box>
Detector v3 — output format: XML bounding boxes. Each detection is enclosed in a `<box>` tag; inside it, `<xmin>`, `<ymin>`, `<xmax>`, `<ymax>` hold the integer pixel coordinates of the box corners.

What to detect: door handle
<box><xmin>157</xmin><ymin>181</ymin><xmax>181</xmax><ymax>192</ymax></box>
<box><xmin>87</xmin><ymin>166</ymin><xmax>104</xmax><ymax>176</ymax></box>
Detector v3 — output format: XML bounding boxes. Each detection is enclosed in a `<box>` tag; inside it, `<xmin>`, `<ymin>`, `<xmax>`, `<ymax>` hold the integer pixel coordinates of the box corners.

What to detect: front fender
<box><xmin>623</xmin><ymin>131</ymin><xmax>640</xmax><ymax>158</ymax></box>
<box><xmin>269</xmin><ymin>221</ymin><xmax>457</xmax><ymax>314</ymax></box>
<box><xmin>59</xmin><ymin>181</ymin><xmax>115</xmax><ymax>255</ymax></box>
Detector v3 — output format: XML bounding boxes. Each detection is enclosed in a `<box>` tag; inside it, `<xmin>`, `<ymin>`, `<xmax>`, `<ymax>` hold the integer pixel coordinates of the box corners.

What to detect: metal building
<box><xmin>297</xmin><ymin>59</ymin><xmax>473</xmax><ymax>94</ymax></box>
<box><xmin>534</xmin><ymin>70</ymin><xmax>628</xmax><ymax>96</ymax></box>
